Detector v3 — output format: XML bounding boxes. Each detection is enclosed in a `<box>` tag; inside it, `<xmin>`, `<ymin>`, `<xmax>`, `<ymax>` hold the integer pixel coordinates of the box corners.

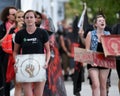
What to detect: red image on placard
<box><xmin>101</xmin><ymin>35</ymin><xmax>120</xmax><ymax>57</ymax></box>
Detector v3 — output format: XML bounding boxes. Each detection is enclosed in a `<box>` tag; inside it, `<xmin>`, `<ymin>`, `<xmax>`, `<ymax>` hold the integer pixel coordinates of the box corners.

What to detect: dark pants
<box><xmin>0</xmin><ymin>52</ymin><xmax>10</xmax><ymax>96</ymax></box>
<box><xmin>73</xmin><ymin>63</ymin><xmax>84</xmax><ymax>94</ymax></box>
<box><xmin>0</xmin><ymin>63</ymin><xmax>4</xmax><ymax>96</ymax></box>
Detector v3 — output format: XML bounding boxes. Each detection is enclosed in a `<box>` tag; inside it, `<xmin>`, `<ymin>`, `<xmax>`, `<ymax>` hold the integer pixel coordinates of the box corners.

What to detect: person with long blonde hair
<box><xmin>13</xmin><ymin>10</ymin><xmax>25</xmax><ymax>96</ymax></box>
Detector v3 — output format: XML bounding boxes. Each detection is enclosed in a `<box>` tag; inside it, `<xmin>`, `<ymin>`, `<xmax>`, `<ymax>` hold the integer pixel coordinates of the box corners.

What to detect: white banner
<box><xmin>15</xmin><ymin>54</ymin><xmax>46</xmax><ymax>82</ymax></box>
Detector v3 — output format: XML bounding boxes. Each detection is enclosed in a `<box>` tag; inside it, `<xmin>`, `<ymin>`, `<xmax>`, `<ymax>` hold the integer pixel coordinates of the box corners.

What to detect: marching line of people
<box><xmin>0</xmin><ymin>5</ymin><xmax>120</xmax><ymax>96</ymax></box>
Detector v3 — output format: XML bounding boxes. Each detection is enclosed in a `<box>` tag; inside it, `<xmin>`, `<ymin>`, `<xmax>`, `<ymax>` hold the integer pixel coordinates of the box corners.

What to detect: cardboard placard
<box><xmin>74</xmin><ymin>47</ymin><xmax>116</xmax><ymax>69</ymax></box>
<box><xmin>101</xmin><ymin>35</ymin><xmax>120</xmax><ymax>57</ymax></box>
<box><xmin>15</xmin><ymin>54</ymin><xmax>46</xmax><ymax>82</ymax></box>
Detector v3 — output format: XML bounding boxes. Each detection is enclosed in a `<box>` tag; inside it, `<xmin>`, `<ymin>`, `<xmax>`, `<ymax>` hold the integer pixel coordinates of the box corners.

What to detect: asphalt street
<box><xmin>10</xmin><ymin>68</ymin><xmax>119</xmax><ymax>96</ymax></box>
<box><xmin>65</xmin><ymin>68</ymin><xmax>119</xmax><ymax>96</ymax></box>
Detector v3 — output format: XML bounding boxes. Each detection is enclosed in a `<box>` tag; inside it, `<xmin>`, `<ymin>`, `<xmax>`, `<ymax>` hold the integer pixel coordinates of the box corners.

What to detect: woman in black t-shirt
<box><xmin>13</xmin><ymin>10</ymin><xmax>50</xmax><ymax>96</ymax></box>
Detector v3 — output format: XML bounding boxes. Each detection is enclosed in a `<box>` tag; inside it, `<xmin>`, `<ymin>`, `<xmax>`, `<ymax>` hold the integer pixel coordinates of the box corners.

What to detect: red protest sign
<box><xmin>93</xmin><ymin>52</ymin><xmax>116</xmax><ymax>68</ymax></box>
<box><xmin>101</xmin><ymin>35</ymin><xmax>120</xmax><ymax>57</ymax></box>
<box><xmin>74</xmin><ymin>47</ymin><xmax>116</xmax><ymax>69</ymax></box>
<box><xmin>74</xmin><ymin>47</ymin><xmax>93</xmax><ymax>64</ymax></box>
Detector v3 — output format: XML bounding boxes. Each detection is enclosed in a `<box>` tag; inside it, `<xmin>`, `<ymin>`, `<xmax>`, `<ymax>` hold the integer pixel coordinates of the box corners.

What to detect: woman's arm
<box><xmin>13</xmin><ymin>43</ymin><xmax>21</xmax><ymax>60</ymax></box>
<box><xmin>59</xmin><ymin>35</ymin><xmax>70</xmax><ymax>55</ymax></box>
<box><xmin>78</xmin><ymin>29</ymin><xmax>85</xmax><ymax>46</ymax></box>
<box><xmin>85</xmin><ymin>31</ymin><xmax>91</xmax><ymax>50</ymax></box>
<box><xmin>44</xmin><ymin>41</ymin><xmax>51</xmax><ymax>68</ymax></box>
<box><xmin>0</xmin><ymin>24</ymin><xmax>15</xmax><ymax>46</ymax></box>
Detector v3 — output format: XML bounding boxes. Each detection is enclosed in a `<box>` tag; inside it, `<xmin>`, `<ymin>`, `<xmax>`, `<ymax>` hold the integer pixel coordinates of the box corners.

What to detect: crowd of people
<box><xmin>0</xmin><ymin>5</ymin><xmax>120</xmax><ymax>96</ymax></box>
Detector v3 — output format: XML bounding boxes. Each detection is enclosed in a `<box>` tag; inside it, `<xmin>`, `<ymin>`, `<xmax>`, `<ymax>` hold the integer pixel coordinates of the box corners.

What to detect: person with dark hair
<box><xmin>0</xmin><ymin>6</ymin><xmax>17</xmax><ymax>96</ymax></box>
<box><xmin>56</xmin><ymin>20</ymin><xmax>71</xmax><ymax>81</ymax></box>
<box><xmin>1</xmin><ymin>9</ymin><xmax>25</xmax><ymax>96</ymax></box>
<box><xmin>35</xmin><ymin>11</ymin><xmax>42</xmax><ymax>27</ymax></box>
<box><xmin>85</xmin><ymin>15</ymin><xmax>110</xmax><ymax>96</ymax></box>
<box><xmin>13</xmin><ymin>10</ymin><xmax>50</xmax><ymax>96</ymax></box>
<box><xmin>71</xmin><ymin>15</ymin><xmax>85</xmax><ymax>96</ymax></box>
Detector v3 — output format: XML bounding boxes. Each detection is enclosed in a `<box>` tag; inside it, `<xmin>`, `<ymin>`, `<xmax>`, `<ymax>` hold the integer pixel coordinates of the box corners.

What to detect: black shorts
<box><xmin>87</xmin><ymin>64</ymin><xmax>108</xmax><ymax>70</ymax></box>
<box><xmin>116</xmin><ymin>60</ymin><xmax>120</xmax><ymax>79</ymax></box>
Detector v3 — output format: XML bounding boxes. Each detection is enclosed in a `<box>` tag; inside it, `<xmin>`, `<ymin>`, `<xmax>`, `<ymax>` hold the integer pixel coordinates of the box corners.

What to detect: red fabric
<box><xmin>47</xmin><ymin>45</ymin><xmax>62</xmax><ymax>93</ymax></box>
<box><xmin>5</xmin><ymin>27</ymin><xmax>19</xmax><ymax>82</ymax></box>
<box><xmin>14</xmin><ymin>27</ymin><xmax>19</xmax><ymax>33</ymax></box>
<box><xmin>1</xmin><ymin>34</ymin><xmax>13</xmax><ymax>54</ymax></box>
<box><xmin>70</xmin><ymin>43</ymin><xmax>80</xmax><ymax>58</ymax></box>
<box><xmin>6</xmin><ymin>55</ymin><xmax>15</xmax><ymax>82</ymax></box>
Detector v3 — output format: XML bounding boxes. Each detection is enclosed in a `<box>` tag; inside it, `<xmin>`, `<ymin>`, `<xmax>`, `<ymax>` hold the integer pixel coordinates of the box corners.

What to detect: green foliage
<box><xmin>65</xmin><ymin>0</ymin><xmax>120</xmax><ymax>25</ymax></box>
<box><xmin>65</xmin><ymin>0</ymin><xmax>83</xmax><ymax>18</ymax></box>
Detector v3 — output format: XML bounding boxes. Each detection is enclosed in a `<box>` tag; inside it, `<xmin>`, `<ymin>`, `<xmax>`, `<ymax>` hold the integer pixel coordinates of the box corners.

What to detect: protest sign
<box><xmin>74</xmin><ymin>47</ymin><xmax>116</xmax><ymax>68</ymax></box>
<box><xmin>15</xmin><ymin>54</ymin><xmax>46</xmax><ymax>82</ymax></box>
<box><xmin>101</xmin><ymin>35</ymin><xmax>120</xmax><ymax>57</ymax></box>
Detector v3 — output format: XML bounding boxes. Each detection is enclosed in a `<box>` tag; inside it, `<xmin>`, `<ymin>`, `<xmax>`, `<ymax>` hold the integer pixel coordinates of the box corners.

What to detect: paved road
<box><xmin>65</xmin><ymin>68</ymin><xmax>119</xmax><ymax>96</ymax></box>
<box><xmin>10</xmin><ymin>68</ymin><xmax>119</xmax><ymax>96</ymax></box>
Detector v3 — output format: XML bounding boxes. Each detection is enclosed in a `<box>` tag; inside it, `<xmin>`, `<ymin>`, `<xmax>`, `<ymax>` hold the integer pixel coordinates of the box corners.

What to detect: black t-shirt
<box><xmin>15</xmin><ymin>28</ymin><xmax>49</xmax><ymax>54</ymax></box>
<box><xmin>97</xmin><ymin>42</ymin><xmax>104</xmax><ymax>53</ymax></box>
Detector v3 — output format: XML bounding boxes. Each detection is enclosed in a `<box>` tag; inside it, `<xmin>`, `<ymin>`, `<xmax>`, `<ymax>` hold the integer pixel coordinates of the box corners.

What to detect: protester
<box><xmin>2</xmin><ymin>9</ymin><xmax>25</xmax><ymax>96</ymax></box>
<box><xmin>85</xmin><ymin>14</ymin><xmax>110</xmax><ymax>96</ymax></box>
<box><xmin>57</xmin><ymin>20</ymin><xmax>71</xmax><ymax>81</ymax></box>
<box><xmin>111</xmin><ymin>22</ymin><xmax>120</xmax><ymax>94</ymax></box>
<box><xmin>13</xmin><ymin>10</ymin><xmax>25</xmax><ymax>96</ymax></box>
<box><xmin>43</xmin><ymin>34</ymin><xmax>67</xmax><ymax>96</ymax></box>
<box><xmin>71</xmin><ymin>15</ymin><xmax>85</xmax><ymax>96</ymax></box>
<box><xmin>38</xmin><ymin>13</ymin><xmax>67</xmax><ymax>96</ymax></box>
<box><xmin>0</xmin><ymin>6</ymin><xmax>17</xmax><ymax>96</ymax></box>
<box><xmin>66</xmin><ymin>24</ymin><xmax>75</xmax><ymax>79</ymax></box>
<box><xmin>13</xmin><ymin>10</ymin><xmax>50</xmax><ymax>96</ymax></box>
<box><xmin>35</xmin><ymin>11</ymin><xmax>42</xmax><ymax>27</ymax></box>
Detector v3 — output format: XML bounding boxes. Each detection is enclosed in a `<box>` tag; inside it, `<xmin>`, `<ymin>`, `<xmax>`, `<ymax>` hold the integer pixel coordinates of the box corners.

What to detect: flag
<box><xmin>77</xmin><ymin>3</ymin><xmax>87</xmax><ymax>29</ymax></box>
<box><xmin>83</xmin><ymin>10</ymin><xmax>94</xmax><ymax>38</ymax></box>
<box><xmin>77</xmin><ymin>3</ymin><xmax>94</xmax><ymax>38</ymax></box>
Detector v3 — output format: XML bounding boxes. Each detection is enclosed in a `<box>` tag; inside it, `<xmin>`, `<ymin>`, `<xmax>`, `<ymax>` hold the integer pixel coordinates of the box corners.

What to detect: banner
<box><xmin>101</xmin><ymin>35</ymin><xmax>120</xmax><ymax>57</ymax></box>
<box><xmin>15</xmin><ymin>54</ymin><xmax>46</xmax><ymax>82</ymax></box>
<box><xmin>74</xmin><ymin>47</ymin><xmax>116</xmax><ymax>69</ymax></box>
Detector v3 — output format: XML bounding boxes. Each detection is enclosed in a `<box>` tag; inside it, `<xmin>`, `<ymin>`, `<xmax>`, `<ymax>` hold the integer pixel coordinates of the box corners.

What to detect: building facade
<box><xmin>20</xmin><ymin>0</ymin><xmax>69</xmax><ymax>30</ymax></box>
<box><xmin>0</xmin><ymin>0</ymin><xmax>69</xmax><ymax>30</ymax></box>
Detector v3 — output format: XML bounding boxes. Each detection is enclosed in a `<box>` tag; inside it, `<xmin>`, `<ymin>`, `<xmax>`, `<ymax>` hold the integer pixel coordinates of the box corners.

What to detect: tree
<box><xmin>65</xmin><ymin>0</ymin><xmax>120</xmax><ymax>26</ymax></box>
